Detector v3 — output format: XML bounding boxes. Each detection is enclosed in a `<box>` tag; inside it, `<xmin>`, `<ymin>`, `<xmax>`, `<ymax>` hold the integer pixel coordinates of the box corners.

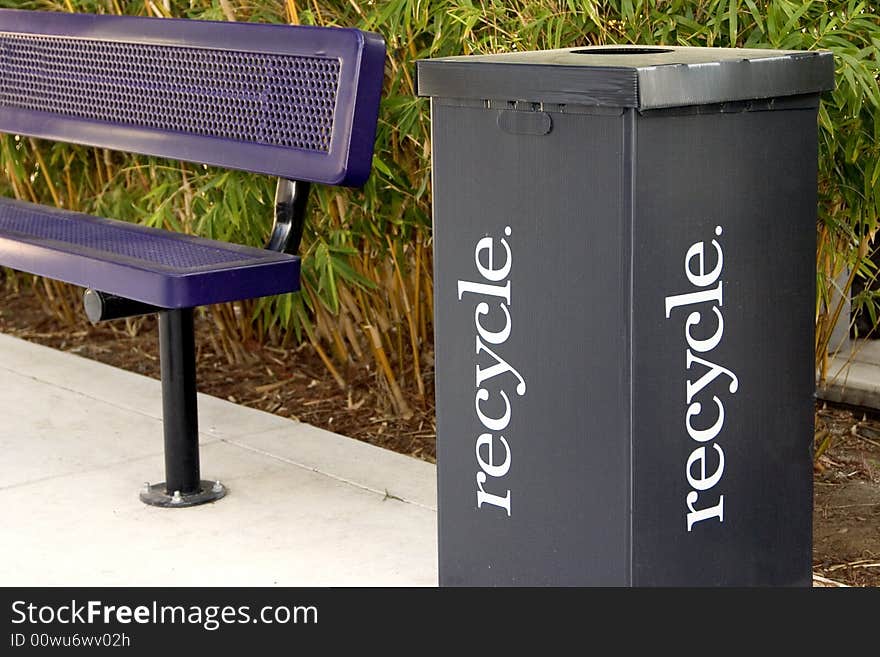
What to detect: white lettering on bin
<box><xmin>457</xmin><ymin>226</ymin><xmax>524</xmax><ymax>517</ymax></box>
<box><xmin>665</xmin><ymin>226</ymin><xmax>737</xmax><ymax>531</ymax></box>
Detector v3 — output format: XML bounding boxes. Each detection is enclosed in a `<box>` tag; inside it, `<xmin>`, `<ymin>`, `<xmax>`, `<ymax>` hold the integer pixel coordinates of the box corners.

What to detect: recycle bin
<box><xmin>417</xmin><ymin>45</ymin><xmax>835</xmax><ymax>586</ymax></box>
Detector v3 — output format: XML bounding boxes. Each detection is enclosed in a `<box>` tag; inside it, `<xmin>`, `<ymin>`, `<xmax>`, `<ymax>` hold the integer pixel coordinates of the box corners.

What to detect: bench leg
<box><xmin>139</xmin><ymin>307</ymin><xmax>227</xmax><ymax>507</ymax></box>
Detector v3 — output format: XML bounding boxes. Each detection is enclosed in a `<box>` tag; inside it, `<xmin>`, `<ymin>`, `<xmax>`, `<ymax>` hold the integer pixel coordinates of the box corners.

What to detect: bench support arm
<box><xmin>267</xmin><ymin>178</ymin><xmax>311</xmax><ymax>255</ymax></box>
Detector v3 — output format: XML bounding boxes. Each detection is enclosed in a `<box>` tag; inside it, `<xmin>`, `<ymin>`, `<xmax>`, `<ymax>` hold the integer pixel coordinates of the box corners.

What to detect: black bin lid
<box><xmin>416</xmin><ymin>45</ymin><xmax>835</xmax><ymax>109</ymax></box>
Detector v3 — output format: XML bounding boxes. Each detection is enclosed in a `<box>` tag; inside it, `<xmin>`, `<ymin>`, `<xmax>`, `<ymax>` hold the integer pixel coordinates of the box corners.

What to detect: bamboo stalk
<box><xmin>338</xmin><ymin>285</ymin><xmax>365</xmax><ymax>324</ymax></box>
<box><xmin>19</xmin><ymin>166</ymin><xmax>39</xmax><ymax>204</ymax></box>
<box><xmin>334</xmin><ymin>193</ymin><xmax>348</xmax><ymax>228</ymax></box>
<box><xmin>303</xmin><ymin>319</ymin><xmax>346</xmax><ymax>390</ymax></box>
<box><xmin>308</xmin><ymin>285</ymin><xmax>350</xmax><ymax>365</ymax></box>
<box><xmin>132</xmin><ymin>163</ymin><xmax>150</xmax><ymax>191</ymax></box>
<box><xmin>102</xmin><ymin>149</ymin><xmax>114</xmax><ymax>189</ymax></box>
<box><xmin>340</xmin><ymin>310</ymin><xmax>364</xmax><ymax>360</ymax></box>
<box><xmin>364</xmin><ymin>323</ymin><xmax>412</xmax><ymax>418</ymax></box>
<box><xmin>40</xmin><ymin>279</ymin><xmax>77</xmax><ymax>325</ymax></box>
<box><xmin>210</xmin><ymin>306</ymin><xmax>237</xmax><ymax>365</ymax></box>
<box><xmin>310</xmin><ymin>0</ymin><xmax>324</xmax><ymax>24</ymax></box>
<box><xmin>147</xmin><ymin>1</ymin><xmax>169</xmax><ymax>19</ymax></box>
<box><xmin>28</xmin><ymin>140</ymin><xmax>62</xmax><ymax>208</ymax></box>
<box><xmin>286</xmin><ymin>0</ymin><xmax>300</xmax><ymax>25</ymax></box>
<box><xmin>816</xmin><ymin>240</ymin><xmax>861</xmax><ymax>370</ymax></box>
<box><xmin>180</xmin><ymin>164</ymin><xmax>193</xmax><ymax>233</ymax></box>
<box><xmin>63</xmin><ymin>153</ymin><xmax>78</xmax><ymax>211</ymax></box>
<box><xmin>7</xmin><ymin>176</ymin><xmax>22</xmax><ymax>202</ymax></box>
<box><xmin>242</xmin><ymin>300</ymin><xmax>255</xmax><ymax>344</ymax></box>
<box><xmin>2</xmin><ymin>138</ymin><xmax>34</xmax><ymax>203</ymax></box>
<box><xmin>92</xmin><ymin>149</ymin><xmax>105</xmax><ymax>191</ymax></box>
<box><xmin>219</xmin><ymin>0</ymin><xmax>237</xmax><ymax>22</ymax></box>
<box><xmin>390</xmin><ymin>238</ymin><xmax>424</xmax><ymax>398</ymax></box>
<box><xmin>413</xmin><ymin>235</ymin><xmax>423</xmax><ymax>340</ymax></box>
<box><xmin>347</xmin><ymin>0</ymin><xmax>364</xmax><ymax>18</ymax></box>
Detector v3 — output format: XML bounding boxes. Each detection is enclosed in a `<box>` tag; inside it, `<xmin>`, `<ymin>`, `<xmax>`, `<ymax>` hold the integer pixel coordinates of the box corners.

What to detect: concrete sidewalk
<box><xmin>0</xmin><ymin>333</ymin><xmax>437</xmax><ymax>586</ymax></box>
<box><xmin>819</xmin><ymin>339</ymin><xmax>880</xmax><ymax>409</ymax></box>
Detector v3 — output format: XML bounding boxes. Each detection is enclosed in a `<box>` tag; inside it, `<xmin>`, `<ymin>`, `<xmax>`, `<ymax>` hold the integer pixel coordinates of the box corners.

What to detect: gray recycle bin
<box><xmin>417</xmin><ymin>45</ymin><xmax>835</xmax><ymax>586</ymax></box>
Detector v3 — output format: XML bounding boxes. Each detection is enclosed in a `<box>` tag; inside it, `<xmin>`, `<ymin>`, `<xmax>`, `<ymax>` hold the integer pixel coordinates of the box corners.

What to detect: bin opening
<box><xmin>571</xmin><ymin>47</ymin><xmax>672</xmax><ymax>54</ymax></box>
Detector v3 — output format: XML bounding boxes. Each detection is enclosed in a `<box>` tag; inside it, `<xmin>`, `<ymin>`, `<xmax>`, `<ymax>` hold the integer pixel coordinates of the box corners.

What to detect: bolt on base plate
<box><xmin>139</xmin><ymin>480</ymin><xmax>226</xmax><ymax>508</ymax></box>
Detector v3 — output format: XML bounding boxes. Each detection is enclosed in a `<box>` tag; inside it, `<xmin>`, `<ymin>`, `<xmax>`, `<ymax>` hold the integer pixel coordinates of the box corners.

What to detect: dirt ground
<box><xmin>813</xmin><ymin>406</ymin><xmax>880</xmax><ymax>586</ymax></box>
<box><xmin>1</xmin><ymin>283</ymin><xmax>877</xmax><ymax>587</ymax></box>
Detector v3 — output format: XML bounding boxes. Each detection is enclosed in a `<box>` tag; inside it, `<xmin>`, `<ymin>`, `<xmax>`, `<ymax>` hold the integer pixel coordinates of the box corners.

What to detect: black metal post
<box><xmin>159</xmin><ymin>308</ymin><xmax>200</xmax><ymax>494</ymax></box>
<box><xmin>139</xmin><ymin>307</ymin><xmax>226</xmax><ymax>507</ymax></box>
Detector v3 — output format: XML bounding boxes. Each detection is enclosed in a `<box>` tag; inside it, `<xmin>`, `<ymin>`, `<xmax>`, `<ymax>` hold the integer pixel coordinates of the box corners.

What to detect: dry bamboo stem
<box><xmin>364</xmin><ymin>323</ymin><xmax>412</xmax><ymax>418</ymax></box>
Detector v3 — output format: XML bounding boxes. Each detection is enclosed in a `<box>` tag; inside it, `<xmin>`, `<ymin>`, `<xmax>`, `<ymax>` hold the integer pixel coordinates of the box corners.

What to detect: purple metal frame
<box><xmin>0</xmin><ymin>9</ymin><xmax>385</xmax><ymax>186</ymax></box>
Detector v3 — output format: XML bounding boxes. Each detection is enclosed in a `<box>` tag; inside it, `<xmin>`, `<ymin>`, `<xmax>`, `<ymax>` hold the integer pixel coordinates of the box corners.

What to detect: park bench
<box><xmin>0</xmin><ymin>9</ymin><xmax>385</xmax><ymax>507</ymax></box>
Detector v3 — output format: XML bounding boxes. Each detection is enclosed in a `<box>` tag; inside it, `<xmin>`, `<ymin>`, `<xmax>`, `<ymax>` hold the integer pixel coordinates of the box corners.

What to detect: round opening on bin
<box><xmin>571</xmin><ymin>47</ymin><xmax>673</xmax><ymax>54</ymax></box>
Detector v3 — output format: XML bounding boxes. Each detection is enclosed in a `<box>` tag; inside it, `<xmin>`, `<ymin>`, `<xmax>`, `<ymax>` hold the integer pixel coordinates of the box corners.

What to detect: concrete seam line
<box><xmin>220</xmin><ymin>437</ymin><xmax>437</xmax><ymax>512</ymax></box>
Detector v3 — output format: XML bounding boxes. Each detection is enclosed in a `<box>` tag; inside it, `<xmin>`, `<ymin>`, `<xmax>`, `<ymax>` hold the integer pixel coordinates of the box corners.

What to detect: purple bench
<box><xmin>0</xmin><ymin>9</ymin><xmax>385</xmax><ymax>506</ymax></box>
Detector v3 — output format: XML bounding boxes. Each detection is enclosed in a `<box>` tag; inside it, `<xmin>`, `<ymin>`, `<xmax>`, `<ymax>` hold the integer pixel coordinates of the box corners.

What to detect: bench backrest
<box><xmin>0</xmin><ymin>10</ymin><xmax>385</xmax><ymax>186</ymax></box>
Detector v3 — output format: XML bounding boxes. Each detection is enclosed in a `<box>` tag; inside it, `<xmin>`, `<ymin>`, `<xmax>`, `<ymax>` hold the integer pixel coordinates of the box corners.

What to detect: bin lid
<box><xmin>416</xmin><ymin>46</ymin><xmax>834</xmax><ymax>110</ymax></box>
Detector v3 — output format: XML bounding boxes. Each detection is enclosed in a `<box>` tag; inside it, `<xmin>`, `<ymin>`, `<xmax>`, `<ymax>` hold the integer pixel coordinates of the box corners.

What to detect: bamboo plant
<box><xmin>0</xmin><ymin>0</ymin><xmax>878</xmax><ymax>418</ymax></box>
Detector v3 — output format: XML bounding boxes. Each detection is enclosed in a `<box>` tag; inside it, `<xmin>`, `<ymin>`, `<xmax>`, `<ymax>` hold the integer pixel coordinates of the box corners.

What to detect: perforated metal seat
<box><xmin>0</xmin><ymin>197</ymin><xmax>300</xmax><ymax>308</ymax></box>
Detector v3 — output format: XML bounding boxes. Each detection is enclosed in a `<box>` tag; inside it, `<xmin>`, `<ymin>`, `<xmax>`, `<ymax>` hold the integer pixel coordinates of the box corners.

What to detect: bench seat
<box><xmin>0</xmin><ymin>197</ymin><xmax>300</xmax><ymax>308</ymax></box>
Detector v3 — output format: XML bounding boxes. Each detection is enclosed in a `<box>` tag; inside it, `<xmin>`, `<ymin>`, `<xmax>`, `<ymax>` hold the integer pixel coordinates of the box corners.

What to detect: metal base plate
<box><xmin>139</xmin><ymin>480</ymin><xmax>227</xmax><ymax>508</ymax></box>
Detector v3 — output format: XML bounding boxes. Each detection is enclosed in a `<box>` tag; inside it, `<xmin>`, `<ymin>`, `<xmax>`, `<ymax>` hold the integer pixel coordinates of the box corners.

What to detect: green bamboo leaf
<box><xmin>372</xmin><ymin>153</ymin><xmax>394</xmax><ymax>178</ymax></box>
<box><xmin>728</xmin><ymin>0</ymin><xmax>739</xmax><ymax>45</ymax></box>
<box><xmin>743</xmin><ymin>0</ymin><xmax>765</xmax><ymax>34</ymax></box>
<box><xmin>780</xmin><ymin>0</ymin><xmax>813</xmax><ymax>36</ymax></box>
